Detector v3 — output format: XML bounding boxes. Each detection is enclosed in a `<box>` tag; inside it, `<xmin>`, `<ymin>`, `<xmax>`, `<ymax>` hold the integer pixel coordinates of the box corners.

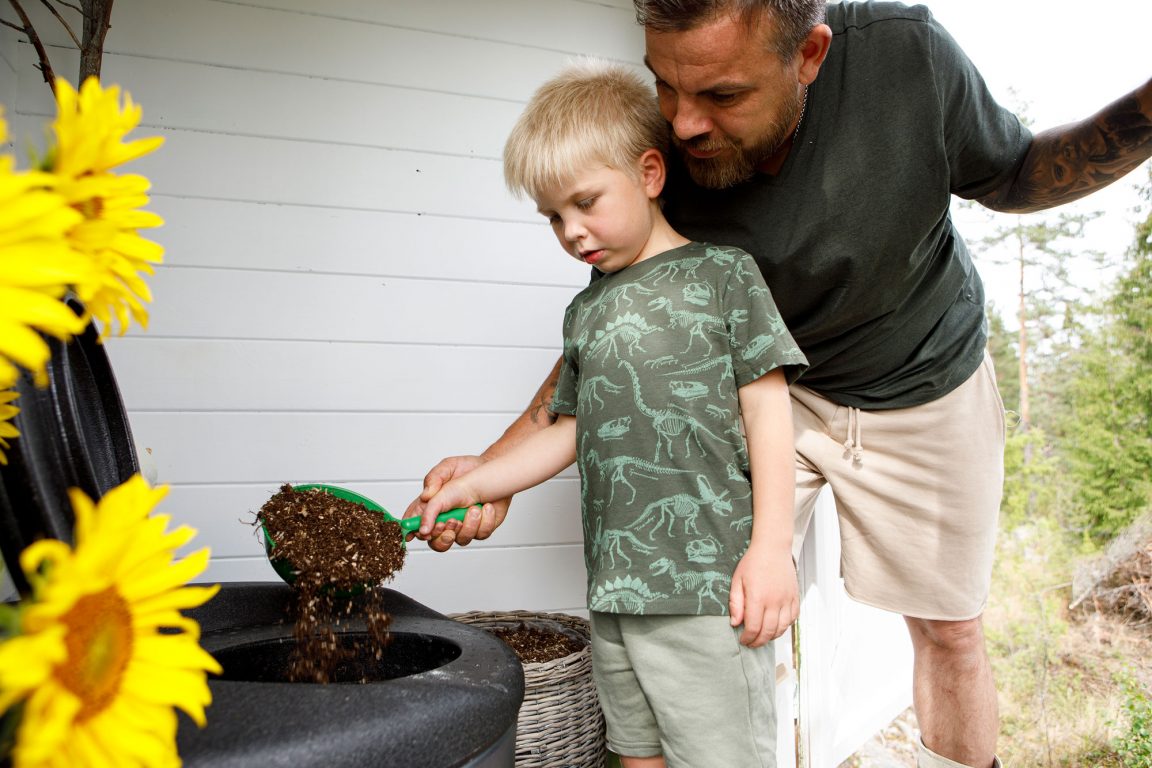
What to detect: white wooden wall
<box><xmin>3</xmin><ymin>2</ymin><xmax>911</xmax><ymax>764</ymax></box>
<box><xmin>7</xmin><ymin>0</ymin><xmax>642</xmax><ymax>615</ymax></box>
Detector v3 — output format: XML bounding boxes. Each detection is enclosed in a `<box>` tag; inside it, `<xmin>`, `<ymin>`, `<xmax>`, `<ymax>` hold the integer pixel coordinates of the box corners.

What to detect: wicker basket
<box><xmin>450</xmin><ymin>610</ymin><xmax>606</xmax><ymax>768</ymax></box>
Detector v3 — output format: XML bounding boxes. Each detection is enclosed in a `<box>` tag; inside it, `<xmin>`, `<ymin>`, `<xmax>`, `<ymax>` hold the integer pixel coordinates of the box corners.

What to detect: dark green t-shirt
<box><xmin>661</xmin><ymin>2</ymin><xmax>1032</xmax><ymax>408</ymax></box>
<box><xmin>552</xmin><ymin>242</ymin><xmax>806</xmax><ymax>615</ymax></box>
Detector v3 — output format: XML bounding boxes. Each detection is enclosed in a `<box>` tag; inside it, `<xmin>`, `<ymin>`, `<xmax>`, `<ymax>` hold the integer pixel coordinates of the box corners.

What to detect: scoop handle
<box><xmin>398</xmin><ymin>506</ymin><xmax>471</xmax><ymax>534</ymax></box>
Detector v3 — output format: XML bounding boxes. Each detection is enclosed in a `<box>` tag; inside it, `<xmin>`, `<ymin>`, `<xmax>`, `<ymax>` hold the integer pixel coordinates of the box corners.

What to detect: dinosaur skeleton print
<box><xmin>552</xmin><ymin>242</ymin><xmax>807</xmax><ymax>615</ymax></box>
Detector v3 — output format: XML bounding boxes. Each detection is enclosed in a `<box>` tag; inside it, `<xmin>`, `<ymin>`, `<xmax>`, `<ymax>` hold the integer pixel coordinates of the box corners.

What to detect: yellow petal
<box><xmin>130</xmin><ymin>584</ymin><xmax>220</xmax><ymax>622</ymax></box>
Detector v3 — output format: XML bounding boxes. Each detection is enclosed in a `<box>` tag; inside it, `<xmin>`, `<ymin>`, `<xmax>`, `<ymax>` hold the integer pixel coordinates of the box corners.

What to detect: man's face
<box><xmin>645</xmin><ymin>12</ymin><xmax>804</xmax><ymax>189</ymax></box>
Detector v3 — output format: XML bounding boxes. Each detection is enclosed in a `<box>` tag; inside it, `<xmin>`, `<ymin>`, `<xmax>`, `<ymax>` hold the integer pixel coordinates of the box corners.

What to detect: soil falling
<box><xmin>257</xmin><ymin>484</ymin><xmax>407</xmax><ymax>682</ymax></box>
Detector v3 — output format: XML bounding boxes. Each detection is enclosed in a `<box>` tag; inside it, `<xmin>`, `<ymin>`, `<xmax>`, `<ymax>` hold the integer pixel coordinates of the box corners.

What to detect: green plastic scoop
<box><xmin>260</xmin><ymin>483</ymin><xmax>471</xmax><ymax>587</ymax></box>
<box><xmin>292</xmin><ymin>483</ymin><xmax>469</xmax><ymax>535</ymax></box>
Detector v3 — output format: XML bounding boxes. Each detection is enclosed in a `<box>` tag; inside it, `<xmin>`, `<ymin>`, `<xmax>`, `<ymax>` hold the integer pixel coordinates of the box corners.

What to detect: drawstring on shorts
<box><xmin>843</xmin><ymin>406</ymin><xmax>864</xmax><ymax>463</ymax></box>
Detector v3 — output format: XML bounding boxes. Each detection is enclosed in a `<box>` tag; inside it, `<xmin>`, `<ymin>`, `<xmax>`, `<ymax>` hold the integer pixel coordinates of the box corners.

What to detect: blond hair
<box><xmin>504</xmin><ymin>58</ymin><xmax>668</xmax><ymax>200</ymax></box>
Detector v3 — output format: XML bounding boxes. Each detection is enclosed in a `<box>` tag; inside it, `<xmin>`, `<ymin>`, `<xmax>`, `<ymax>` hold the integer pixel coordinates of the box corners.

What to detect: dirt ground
<box><xmin>840</xmin><ymin>605</ymin><xmax>1152</xmax><ymax>767</ymax></box>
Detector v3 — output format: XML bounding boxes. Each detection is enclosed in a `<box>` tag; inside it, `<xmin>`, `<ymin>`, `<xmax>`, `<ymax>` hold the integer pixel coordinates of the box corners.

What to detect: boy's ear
<box><xmin>639</xmin><ymin>148</ymin><xmax>667</xmax><ymax>199</ymax></box>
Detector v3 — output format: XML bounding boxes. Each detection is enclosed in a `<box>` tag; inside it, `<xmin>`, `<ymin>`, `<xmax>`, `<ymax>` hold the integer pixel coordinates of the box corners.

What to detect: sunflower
<box><xmin>48</xmin><ymin>78</ymin><xmax>165</xmax><ymax>339</ymax></box>
<box><xmin>0</xmin><ymin>475</ymin><xmax>222</xmax><ymax>768</ymax></box>
<box><xmin>0</xmin><ymin>110</ymin><xmax>92</xmax><ymax>388</ymax></box>
<box><xmin>50</xmin><ymin>78</ymin><xmax>164</xmax><ymax>178</ymax></box>
<box><xmin>59</xmin><ymin>172</ymin><xmax>163</xmax><ymax>337</ymax></box>
<box><xmin>0</xmin><ymin>389</ymin><xmax>18</xmax><ymax>465</ymax></box>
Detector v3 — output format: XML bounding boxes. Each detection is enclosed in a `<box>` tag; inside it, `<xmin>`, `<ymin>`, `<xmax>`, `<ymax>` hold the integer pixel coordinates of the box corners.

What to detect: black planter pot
<box><xmin>179</xmin><ymin>582</ymin><xmax>524</xmax><ymax>768</ymax></box>
<box><xmin>0</xmin><ymin>299</ymin><xmax>138</xmax><ymax>594</ymax></box>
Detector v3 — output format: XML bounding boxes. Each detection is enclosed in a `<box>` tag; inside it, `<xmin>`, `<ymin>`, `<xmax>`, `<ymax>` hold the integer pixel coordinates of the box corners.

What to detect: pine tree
<box><xmin>1055</xmin><ymin>174</ymin><xmax>1152</xmax><ymax>540</ymax></box>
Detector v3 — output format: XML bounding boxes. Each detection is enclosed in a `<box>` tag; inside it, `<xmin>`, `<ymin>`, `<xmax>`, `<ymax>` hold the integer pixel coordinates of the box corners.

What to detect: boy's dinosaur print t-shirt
<box><xmin>551</xmin><ymin>242</ymin><xmax>806</xmax><ymax>616</ymax></box>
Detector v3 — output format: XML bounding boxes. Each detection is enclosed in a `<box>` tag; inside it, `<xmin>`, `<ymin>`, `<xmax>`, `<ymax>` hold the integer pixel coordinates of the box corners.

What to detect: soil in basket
<box><xmin>488</xmin><ymin>623</ymin><xmax>585</xmax><ymax>664</ymax></box>
<box><xmin>257</xmin><ymin>483</ymin><xmax>406</xmax><ymax>683</ymax></box>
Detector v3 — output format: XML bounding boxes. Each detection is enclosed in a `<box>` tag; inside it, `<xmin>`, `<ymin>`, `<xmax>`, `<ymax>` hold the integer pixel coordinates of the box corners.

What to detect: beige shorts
<box><xmin>791</xmin><ymin>353</ymin><xmax>1006</xmax><ymax>621</ymax></box>
<box><xmin>590</xmin><ymin>612</ymin><xmax>777</xmax><ymax>767</ymax></box>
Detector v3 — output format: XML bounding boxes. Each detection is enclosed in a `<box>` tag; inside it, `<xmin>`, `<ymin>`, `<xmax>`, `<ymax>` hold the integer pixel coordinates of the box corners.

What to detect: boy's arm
<box><xmin>412</xmin><ymin>413</ymin><xmax>577</xmax><ymax>539</ymax></box>
<box><xmin>404</xmin><ymin>356</ymin><xmax>563</xmax><ymax>550</ymax></box>
<box><xmin>729</xmin><ymin>368</ymin><xmax>798</xmax><ymax>648</ymax></box>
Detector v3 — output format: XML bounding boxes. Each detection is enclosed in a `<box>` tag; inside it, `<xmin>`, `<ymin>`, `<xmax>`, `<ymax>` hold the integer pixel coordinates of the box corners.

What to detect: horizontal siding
<box><xmin>209</xmin><ymin>0</ymin><xmax>639</xmax><ymax>59</ymax></box>
<box><xmin>145</xmin><ymin>196</ymin><xmax>581</xmax><ymax>285</ymax></box>
<box><xmin>140</xmin><ymin>268</ymin><xmax>575</xmax><ymax>345</ymax></box>
<box><xmin>135</xmin><ymin>129</ymin><xmax>523</xmax><ymax>218</ymax></box>
<box><xmin>7</xmin><ymin>0</ymin><xmax>642</xmax><ymax>618</ymax></box>
<box><xmin>18</xmin><ymin>52</ymin><xmax>525</xmax><ymax>159</ymax></box>
<box><xmin>106</xmin><ymin>339</ymin><xmax>562</xmax><ymax>411</ymax></box>
<box><xmin>127</xmin><ymin>412</ymin><xmax>581</xmax><ymax>484</ymax></box>
<box><xmin>17</xmin><ymin>0</ymin><xmax>642</xmax><ymax>103</ymax></box>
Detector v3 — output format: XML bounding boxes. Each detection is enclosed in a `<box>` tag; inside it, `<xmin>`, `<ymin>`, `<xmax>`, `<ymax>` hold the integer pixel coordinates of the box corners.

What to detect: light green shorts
<box><xmin>589</xmin><ymin>612</ymin><xmax>777</xmax><ymax>768</ymax></box>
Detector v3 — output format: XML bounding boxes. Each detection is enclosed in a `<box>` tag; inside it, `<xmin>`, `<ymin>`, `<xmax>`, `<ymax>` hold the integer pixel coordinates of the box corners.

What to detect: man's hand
<box><xmin>729</xmin><ymin>544</ymin><xmax>800</xmax><ymax>647</ymax></box>
<box><xmin>403</xmin><ymin>455</ymin><xmax>510</xmax><ymax>552</ymax></box>
<box><xmin>404</xmin><ymin>356</ymin><xmax>563</xmax><ymax>552</ymax></box>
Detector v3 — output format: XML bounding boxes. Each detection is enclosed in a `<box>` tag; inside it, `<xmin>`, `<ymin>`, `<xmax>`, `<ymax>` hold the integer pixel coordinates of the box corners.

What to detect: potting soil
<box><xmin>257</xmin><ymin>484</ymin><xmax>405</xmax><ymax>682</ymax></box>
<box><xmin>487</xmin><ymin>623</ymin><xmax>585</xmax><ymax>664</ymax></box>
<box><xmin>257</xmin><ymin>484</ymin><xmax>584</xmax><ymax>680</ymax></box>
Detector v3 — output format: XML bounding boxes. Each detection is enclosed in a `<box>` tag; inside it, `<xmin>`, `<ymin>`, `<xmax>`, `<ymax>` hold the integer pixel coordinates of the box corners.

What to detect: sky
<box><xmin>918</xmin><ymin>0</ymin><xmax>1151</xmax><ymax>315</ymax></box>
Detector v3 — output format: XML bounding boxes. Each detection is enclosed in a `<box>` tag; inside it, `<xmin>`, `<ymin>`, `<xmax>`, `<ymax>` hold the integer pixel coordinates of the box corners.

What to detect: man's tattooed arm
<box><xmin>480</xmin><ymin>356</ymin><xmax>562</xmax><ymax>461</ymax></box>
<box><xmin>979</xmin><ymin>78</ymin><xmax>1152</xmax><ymax>214</ymax></box>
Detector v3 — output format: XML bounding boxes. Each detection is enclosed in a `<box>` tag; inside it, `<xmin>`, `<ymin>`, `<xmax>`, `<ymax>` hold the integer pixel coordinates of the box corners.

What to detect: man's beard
<box><xmin>674</xmin><ymin>91</ymin><xmax>804</xmax><ymax>190</ymax></box>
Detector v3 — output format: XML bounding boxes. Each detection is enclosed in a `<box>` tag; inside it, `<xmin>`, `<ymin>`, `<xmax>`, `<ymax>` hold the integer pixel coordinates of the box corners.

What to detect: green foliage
<box><xmin>1048</xmin><ymin>184</ymin><xmax>1152</xmax><ymax>542</ymax></box>
<box><xmin>0</xmin><ymin>601</ymin><xmax>20</xmax><ymax>640</ymax></box>
<box><xmin>1113</xmin><ymin>672</ymin><xmax>1152</xmax><ymax>768</ymax></box>
<box><xmin>983</xmin><ymin>170</ymin><xmax>1152</xmax><ymax>768</ymax></box>
<box><xmin>1000</xmin><ymin>427</ymin><xmax>1061</xmax><ymax>528</ymax></box>
<box><xmin>986</xmin><ymin>518</ymin><xmax>1079</xmax><ymax>763</ymax></box>
<box><xmin>1054</xmin><ymin>322</ymin><xmax>1152</xmax><ymax>540</ymax></box>
<box><xmin>986</xmin><ymin>308</ymin><xmax>1021</xmax><ymax>415</ymax></box>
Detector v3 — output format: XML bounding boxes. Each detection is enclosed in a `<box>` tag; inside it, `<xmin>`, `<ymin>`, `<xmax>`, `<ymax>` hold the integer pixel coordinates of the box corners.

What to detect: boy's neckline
<box><xmin>594</xmin><ymin>241</ymin><xmax>699</xmax><ymax>278</ymax></box>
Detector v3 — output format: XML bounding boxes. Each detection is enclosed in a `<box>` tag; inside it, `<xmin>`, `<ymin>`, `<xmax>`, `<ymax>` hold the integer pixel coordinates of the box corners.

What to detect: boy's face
<box><xmin>535</xmin><ymin>161</ymin><xmax>661</xmax><ymax>274</ymax></box>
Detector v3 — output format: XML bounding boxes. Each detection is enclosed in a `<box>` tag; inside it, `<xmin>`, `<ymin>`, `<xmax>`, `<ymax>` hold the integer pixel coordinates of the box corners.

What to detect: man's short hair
<box><xmin>633</xmin><ymin>0</ymin><xmax>825</xmax><ymax>61</ymax></box>
<box><xmin>504</xmin><ymin>58</ymin><xmax>669</xmax><ymax>201</ymax></box>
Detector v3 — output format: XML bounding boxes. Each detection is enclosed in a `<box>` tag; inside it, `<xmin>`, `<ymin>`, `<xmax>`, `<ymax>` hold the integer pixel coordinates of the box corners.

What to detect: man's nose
<box><xmin>671</xmin><ymin>97</ymin><xmax>712</xmax><ymax>141</ymax></box>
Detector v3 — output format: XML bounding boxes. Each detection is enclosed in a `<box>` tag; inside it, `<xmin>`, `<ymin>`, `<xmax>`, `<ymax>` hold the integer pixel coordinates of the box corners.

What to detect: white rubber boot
<box><xmin>917</xmin><ymin>738</ymin><xmax>1003</xmax><ymax>768</ymax></box>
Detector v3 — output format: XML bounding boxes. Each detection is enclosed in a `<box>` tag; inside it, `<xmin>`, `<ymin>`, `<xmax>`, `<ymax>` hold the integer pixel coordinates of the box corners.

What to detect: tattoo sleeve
<box><xmin>482</xmin><ymin>357</ymin><xmax>563</xmax><ymax>461</ymax></box>
<box><xmin>526</xmin><ymin>357</ymin><xmax>563</xmax><ymax>427</ymax></box>
<box><xmin>978</xmin><ymin>78</ymin><xmax>1152</xmax><ymax>213</ymax></box>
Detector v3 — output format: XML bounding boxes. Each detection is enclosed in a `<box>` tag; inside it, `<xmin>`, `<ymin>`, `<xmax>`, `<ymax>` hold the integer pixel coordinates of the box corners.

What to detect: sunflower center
<box><xmin>57</xmin><ymin>587</ymin><xmax>134</xmax><ymax>720</ymax></box>
<box><xmin>74</xmin><ymin>196</ymin><xmax>105</xmax><ymax>219</ymax></box>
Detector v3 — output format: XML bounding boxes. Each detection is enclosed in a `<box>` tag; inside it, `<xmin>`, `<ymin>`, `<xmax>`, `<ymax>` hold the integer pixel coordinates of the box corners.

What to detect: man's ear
<box><xmin>797</xmin><ymin>24</ymin><xmax>832</xmax><ymax>85</ymax></box>
<box><xmin>638</xmin><ymin>148</ymin><xmax>667</xmax><ymax>199</ymax></box>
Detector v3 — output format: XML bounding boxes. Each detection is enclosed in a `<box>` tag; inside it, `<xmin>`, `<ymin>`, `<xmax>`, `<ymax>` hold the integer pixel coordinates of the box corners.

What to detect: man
<box><xmin>407</xmin><ymin>2</ymin><xmax>1152</xmax><ymax>766</ymax></box>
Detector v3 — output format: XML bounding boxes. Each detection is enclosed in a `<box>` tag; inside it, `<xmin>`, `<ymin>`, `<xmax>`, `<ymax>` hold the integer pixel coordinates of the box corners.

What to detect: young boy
<box><xmin>412</xmin><ymin>59</ymin><xmax>807</xmax><ymax>768</ymax></box>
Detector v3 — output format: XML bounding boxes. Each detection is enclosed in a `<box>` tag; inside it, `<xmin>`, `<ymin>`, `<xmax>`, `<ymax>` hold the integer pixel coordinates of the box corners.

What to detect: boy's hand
<box><xmin>407</xmin><ymin>479</ymin><xmax>480</xmax><ymax>541</ymax></box>
<box><xmin>729</xmin><ymin>544</ymin><xmax>799</xmax><ymax>647</ymax></box>
<box><xmin>403</xmin><ymin>455</ymin><xmax>509</xmax><ymax>550</ymax></box>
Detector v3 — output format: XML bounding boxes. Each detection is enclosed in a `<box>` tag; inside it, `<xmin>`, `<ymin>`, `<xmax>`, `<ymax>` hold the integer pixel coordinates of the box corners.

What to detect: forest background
<box><xmin>938</xmin><ymin>165</ymin><xmax>1152</xmax><ymax>767</ymax></box>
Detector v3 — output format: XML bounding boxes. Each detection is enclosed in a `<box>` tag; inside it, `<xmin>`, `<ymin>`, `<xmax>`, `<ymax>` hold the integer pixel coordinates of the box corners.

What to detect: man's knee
<box><xmin>905</xmin><ymin>615</ymin><xmax>987</xmax><ymax>655</ymax></box>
